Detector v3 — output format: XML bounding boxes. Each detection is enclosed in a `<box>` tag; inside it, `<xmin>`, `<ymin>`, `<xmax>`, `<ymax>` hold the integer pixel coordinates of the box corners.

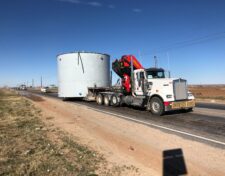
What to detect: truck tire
<box><xmin>150</xmin><ymin>97</ymin><xmax>164</xmax><ymax>116</ymax></box>
<box><xmin>96</xmin><ymin>94</ymin><xmax>103</xmax><ymax>105</ymax></box>
<box><xmin>104</xmin><ymin>95</ymin><xmax>110</xmax><ymax>106</ymax></box>
<box><xmin>111</xmin><ymin>94</ymin><xmax>119</xmax><ymax>106</ymax></box>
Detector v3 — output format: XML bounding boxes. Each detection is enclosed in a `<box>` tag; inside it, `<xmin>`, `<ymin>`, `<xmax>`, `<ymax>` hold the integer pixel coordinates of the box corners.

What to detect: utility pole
<box><xmin>32</xmin><ymin>79</ymin><xmax>34</xmax><ymax>88</ymax></box>
<box><xmin>41</xmin><ymin>76</ymin><xmax>42</xmax><ymax>88</ymax></box>
<box><xmin>154</xmin><ymin>56</ymin><xmax>158</xmax><ymax>68</ymax></box>
<box><xmin>167</xmin><ymin>52</ymin><xmax>171</xmax><ymax>78</ymax></box>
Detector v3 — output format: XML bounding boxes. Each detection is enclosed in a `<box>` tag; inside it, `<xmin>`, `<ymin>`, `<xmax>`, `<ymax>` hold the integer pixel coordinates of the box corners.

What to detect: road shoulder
<box><xmin>31</xmin><ymin>94</ymin><xmax>225</xmax><ymax>176</ymax></box>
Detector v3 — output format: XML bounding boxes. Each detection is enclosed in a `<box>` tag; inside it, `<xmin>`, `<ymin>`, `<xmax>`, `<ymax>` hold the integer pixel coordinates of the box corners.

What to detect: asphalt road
<box><xmin>196</xmin><ymin>102</ymin><xmax>225</xmax><ymax>110</ymax></box>
<box><xmin>33</xmin><ymin>91</ymin><xmax>225</xmax><ymax>110</ymax></box>
<box><xmin>22</xmin><ymin>91</ymin><xmax>225</xmax><ymax>148</ymax></box>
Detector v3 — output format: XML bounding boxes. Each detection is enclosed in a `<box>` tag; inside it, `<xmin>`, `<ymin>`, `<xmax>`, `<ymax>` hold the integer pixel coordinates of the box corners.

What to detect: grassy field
<box><xmin>189</xmin><ymin>85</ymin><xmax>225</xmax><ymax>100</ymax></box>
<box><xmin>0</xmin><ymin>89</ymin><xmax>134</xmax><ymax>175</ymax></box>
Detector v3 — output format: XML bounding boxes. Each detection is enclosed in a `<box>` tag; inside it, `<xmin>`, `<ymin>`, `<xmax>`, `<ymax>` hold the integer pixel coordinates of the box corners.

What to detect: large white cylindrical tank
<box><xmin>57</xmin><ymin>52</ymin><xmax>110</xmax><ymax>98</ymax></box>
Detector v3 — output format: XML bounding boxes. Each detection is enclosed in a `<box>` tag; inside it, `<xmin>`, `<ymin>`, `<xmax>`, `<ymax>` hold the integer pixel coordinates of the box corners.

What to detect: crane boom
<box><xmin>112</xmin><ymin>55</ymin><xmax>144</xmax><ymax>93</ymax></box>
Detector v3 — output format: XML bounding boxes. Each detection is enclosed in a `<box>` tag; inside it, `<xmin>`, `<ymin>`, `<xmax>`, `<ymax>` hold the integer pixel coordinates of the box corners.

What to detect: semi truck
<box><xmin>85</xmin><ymin>55</ymin><xmax>195</xmax><ymax>115</ymax></box>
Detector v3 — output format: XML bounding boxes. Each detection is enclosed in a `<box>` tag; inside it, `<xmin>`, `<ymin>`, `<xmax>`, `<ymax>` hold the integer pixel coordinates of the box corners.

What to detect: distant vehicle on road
<box><xmin>40</xmin><ymin>87</ymin><xmax>50</xmax><ymax>93</ymax></box>
<box><xmin>19</xmin><ymin>84</ymin><xmax>27</xmax><ymax>90</ymax></box>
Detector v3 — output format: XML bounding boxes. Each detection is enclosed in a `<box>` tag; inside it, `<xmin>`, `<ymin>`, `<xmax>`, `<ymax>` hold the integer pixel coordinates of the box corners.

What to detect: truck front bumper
<box><xmin>164</xmin><ymin>99</ymin><xmax>195</xmax><ymax>111</ymax></box>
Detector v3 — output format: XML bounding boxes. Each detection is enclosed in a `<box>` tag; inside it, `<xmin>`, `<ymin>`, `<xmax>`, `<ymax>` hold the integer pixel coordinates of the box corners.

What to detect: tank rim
<box><xmin>56</xmin><ymin>51</ymin><xmax>110</xmax><ymax>57</ymax></box>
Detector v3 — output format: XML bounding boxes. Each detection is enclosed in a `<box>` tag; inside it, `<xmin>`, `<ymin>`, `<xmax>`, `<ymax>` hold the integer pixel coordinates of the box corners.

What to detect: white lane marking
<box><xmin>86</xmin><ymin>106</ymin><xmax>225</xmax><ymax>147</ymax></box>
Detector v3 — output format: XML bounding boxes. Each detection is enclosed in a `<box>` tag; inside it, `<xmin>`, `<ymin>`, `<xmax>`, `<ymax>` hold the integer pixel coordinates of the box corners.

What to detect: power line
<box><xmin>142</xmin><ymin>31</ymin><xmax>225</xmax><ymax>56</ymax></box>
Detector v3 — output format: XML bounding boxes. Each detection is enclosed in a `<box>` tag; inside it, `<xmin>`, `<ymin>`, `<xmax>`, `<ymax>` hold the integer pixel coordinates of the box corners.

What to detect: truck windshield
<box><xmin>146</xmin><ymin>70</ymin><xmax>165</xmax><ymax>79</ymax></box>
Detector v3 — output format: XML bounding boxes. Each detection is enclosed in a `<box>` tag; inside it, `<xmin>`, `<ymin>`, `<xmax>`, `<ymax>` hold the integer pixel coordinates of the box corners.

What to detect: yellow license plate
<box><xmin>172</xmin><ymin>100</ymin><xmax>195</xmax><ymax>109</ymax></box>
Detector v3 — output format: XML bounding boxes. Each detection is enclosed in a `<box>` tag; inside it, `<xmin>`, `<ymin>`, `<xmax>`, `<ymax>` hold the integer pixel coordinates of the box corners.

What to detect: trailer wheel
<box><xmin>96</xmin><ymin>94</ymin><xmax>103</xmax><ymax>105</ymax></box>
<box><xmin>111</xmin><ymin>95</ymin><xmax>119</xmax><ymax>106</ymax></box>
<box><xmin>104</xmin><ymin>95</ymin><xmax>110</xmax><ymax>106</ymax></box>
<box><xmin>150</xmin><ymin>97</ymin><xmax>164</xmax><ymax>116</ymax></box>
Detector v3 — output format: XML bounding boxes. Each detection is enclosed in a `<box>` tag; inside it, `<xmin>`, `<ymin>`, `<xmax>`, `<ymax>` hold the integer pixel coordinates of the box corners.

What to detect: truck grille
<box><xmin>173</xmin><ymin>79</ymin><xmax>188</xmax><ymax>100</ymax></box>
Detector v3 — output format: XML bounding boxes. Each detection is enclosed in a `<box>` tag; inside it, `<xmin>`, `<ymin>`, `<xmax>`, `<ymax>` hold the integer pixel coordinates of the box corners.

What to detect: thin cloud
<box><xmin>58</xmin><ymin>0</ymin><xmax>81</xmax><ymax>4</ymax></box>
<box><xmin>58</xmin><ymin>0</ymin><xmax>102</xmax><ymax>7</ymax></box>
<box><xmin>133</xmin><ymin>8</ymin><xmax>142</xmax><ymax>13</ymax></box>
<box><xmin>58</xmin><ymin>0</ymin><xmax>139</xmax><ymax>12</ymax></box>
<box><xmin>87</xmin><ymin>1</ymin><xmax>102</xmax><ymax>7</ymax></box>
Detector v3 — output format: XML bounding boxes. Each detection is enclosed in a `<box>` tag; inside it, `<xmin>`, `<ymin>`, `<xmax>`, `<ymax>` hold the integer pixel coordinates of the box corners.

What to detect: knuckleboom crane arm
<box><xmin>112</xmin><ymin>55</ymin><xmax>144</xmax><ymax>93</ymax></box>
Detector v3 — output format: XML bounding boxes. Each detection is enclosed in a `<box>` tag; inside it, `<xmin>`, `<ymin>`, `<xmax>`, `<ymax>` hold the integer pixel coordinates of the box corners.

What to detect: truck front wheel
<box><xmin>150</xmin><ymin>97</ymin><xmax>164</xmax><ymax>116</ymax></box>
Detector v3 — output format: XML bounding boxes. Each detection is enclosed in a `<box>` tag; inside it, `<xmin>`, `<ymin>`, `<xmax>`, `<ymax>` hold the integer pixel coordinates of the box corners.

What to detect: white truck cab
<box><xmin>96</xmin><ymin>67</ymin><xmax>195</xmax><ymax>116</ymax></box>
<box><xmin>133</xmin><ymin>68</ymin><xmax>195</xmax><ymax>115</ymax></box>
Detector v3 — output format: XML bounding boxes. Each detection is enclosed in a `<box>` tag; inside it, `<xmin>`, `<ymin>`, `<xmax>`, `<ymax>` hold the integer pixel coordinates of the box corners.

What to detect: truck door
<box><xmin>134</xmin><ymin>71</ymin><xmax>146</xmax><ymax>96</ymax></box>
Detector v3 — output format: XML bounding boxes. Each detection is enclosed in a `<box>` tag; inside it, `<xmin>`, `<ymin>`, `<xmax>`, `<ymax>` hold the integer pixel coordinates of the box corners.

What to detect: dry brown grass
<box><xmin>0</xmin><ymin>89</ymin><xmax>138</xmax><ymax>176</ymax></box>
<box><xmin>0</xmin><ymin>89</ymin><xmax>101</xmax><ymax>175</ymax></box>
<box><xmin>189</xmin><ymin>85</ymin><xmax>225</xmax><ymax>100</ymax></box>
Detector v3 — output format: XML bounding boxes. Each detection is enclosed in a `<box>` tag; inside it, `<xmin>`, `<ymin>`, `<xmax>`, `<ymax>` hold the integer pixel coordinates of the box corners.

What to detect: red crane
<box><xmin>112</xmin><ymin>55</ymin><xmax>144</xmax><ymax>93</ymax></box>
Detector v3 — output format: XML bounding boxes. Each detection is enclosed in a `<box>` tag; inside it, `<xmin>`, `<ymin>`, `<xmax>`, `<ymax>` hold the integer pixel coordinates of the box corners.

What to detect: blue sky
<box><xmin>1</xmin><ymin>0</ymin><xmax>225</xmax><ymax>87</ymax></box>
